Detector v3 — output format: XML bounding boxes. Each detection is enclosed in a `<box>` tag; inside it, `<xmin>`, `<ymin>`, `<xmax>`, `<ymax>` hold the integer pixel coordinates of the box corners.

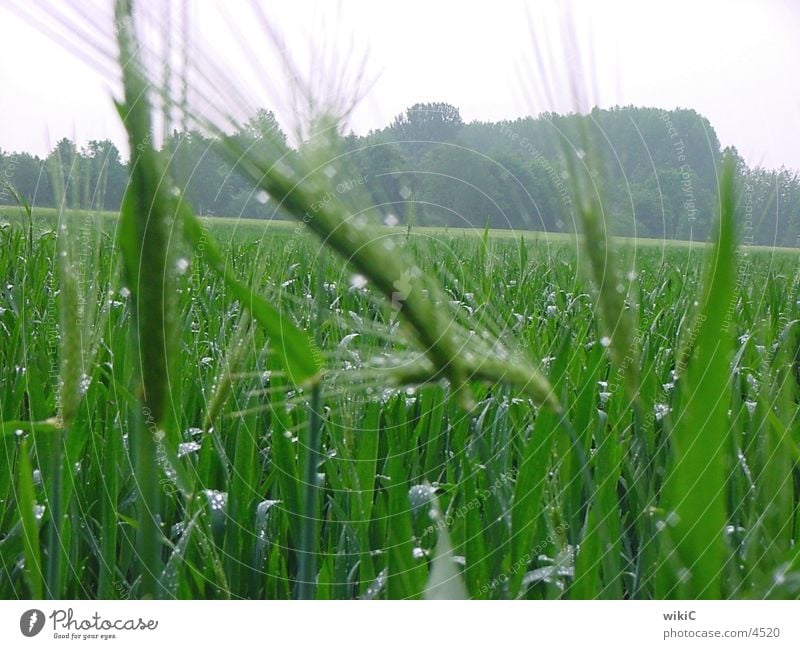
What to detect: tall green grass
<box><xmin>2</xmin><ymin>0</ymin><xmax>799</xmax><ymax>602</ymax></box>
<box><xmin>3</xmin><ymin>209</ymin><xmax>799</xmax><ymax>598</ymax></box>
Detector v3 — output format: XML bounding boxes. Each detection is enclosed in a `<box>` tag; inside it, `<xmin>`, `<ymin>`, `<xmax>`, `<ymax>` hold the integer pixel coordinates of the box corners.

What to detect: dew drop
<box><xmin>653</xmin><ymin>403</ymin><xmax>671</xmax><ymax>421</ymax></box>
<box><xmin>408</xmin><ymin>484</ymin><xmax>436</xmax><ymax>512</ymax></box>
<box><xmin>204</xmin><ymin>489</ymin><xmax>228</xmax><ymax>511</ymax></box>
<box><xmin>178</xmin><ymin>441</ymin><xmax>202</xmax><ymax>458</ymax></box>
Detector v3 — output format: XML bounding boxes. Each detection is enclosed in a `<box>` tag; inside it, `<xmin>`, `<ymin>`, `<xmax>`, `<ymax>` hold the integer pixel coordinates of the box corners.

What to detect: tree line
<box><xmin>2</xmin><ymin>104</ymin><xmax>799</xmax><ymax>246</ymax></box>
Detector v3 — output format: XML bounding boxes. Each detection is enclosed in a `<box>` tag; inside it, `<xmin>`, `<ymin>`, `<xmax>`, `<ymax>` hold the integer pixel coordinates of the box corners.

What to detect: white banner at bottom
<box><xmin>1</xmin><ymin>600</ymin><xmax>797</xmax><ymax>647</ymax></box>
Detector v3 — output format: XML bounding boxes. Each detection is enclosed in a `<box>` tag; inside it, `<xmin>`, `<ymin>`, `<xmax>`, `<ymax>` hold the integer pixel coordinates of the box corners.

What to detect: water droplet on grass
<box><xmin>362</xmin><ymin>568</ymin><xmax>388</xmax><ymax>600</ymax></box>
<box><xmin>203</xmin><ymin>489</ymin><xmax>227</xmax><ymax>511</ymax></box>
<box><xmin>178</xmin><ymin>441</ymin><xmax>201</xmax><ymax>458</ymax></box>
<box><xmin>654</xmin><ymin>403</ymin><xmax>671</xmax><ymax>421</ymax></box>
<box><xmin>408</xmin><ymin>484</ymin><xmax>436</xmax><ymax>512</ymax></box>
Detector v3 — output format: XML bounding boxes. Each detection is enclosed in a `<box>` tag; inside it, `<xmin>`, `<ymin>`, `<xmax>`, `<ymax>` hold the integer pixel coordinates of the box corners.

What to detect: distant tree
<box><xmin>343</xmin><ymin>133</ymin><xmax>410</xmax><ymax>221</ymax></box>
<box><xmin>3</xmin><ymin>104</ymin><xmax>798</xmax><ymax>245</ymax></box>
<box><xmin>48</xmin><ymin>137</ymin><xmax>82</xmax><ymax>207</ymax></box>
<box><xmin>84</xmin><ymin>139</ymin><xmax>126</xmax><ymax>210</ymax></box>
<box><xmin>384</xmin><ymin>102</ymin><xmax>464</xmax><ymax>159</ymax></box>
<box><xmin>722</xmin><ymin>145</ymin><xmax>746</xmax><ymax>176</ymax></box>
<box><xmin>0</xmin><ymin>152</ymin><xmax>52</xmax><ymax>207</ymax></box>
<box><xmin>240</xmin><ymin>108</ymin><xmax>287</xmax><ymax>146</ymax></box>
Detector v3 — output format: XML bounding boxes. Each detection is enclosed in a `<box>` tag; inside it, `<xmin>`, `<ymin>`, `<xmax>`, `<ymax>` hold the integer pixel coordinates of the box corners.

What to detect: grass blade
<box><xmin>657</xmin><ymin>157</ymin><xmax>738</xmax><ymax>598</ymax></box>
<box><xmin>17</xmin><ymin>439</ymin><xmax>44</xmax><ymax>599</ymax></box>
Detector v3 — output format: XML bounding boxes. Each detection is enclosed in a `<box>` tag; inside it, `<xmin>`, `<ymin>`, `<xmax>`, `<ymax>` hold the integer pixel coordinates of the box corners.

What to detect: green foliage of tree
<box><xmin>2</xmin><ymin>105</ymin><xmax>800</xmax><ymax>246</ymax></box>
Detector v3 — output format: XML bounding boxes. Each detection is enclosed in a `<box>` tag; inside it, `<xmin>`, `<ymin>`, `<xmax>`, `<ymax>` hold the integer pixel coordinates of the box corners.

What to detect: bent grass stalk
<box><xmin>212</xmin><ymin>129</ymin><xmax>559</xmax><ymax>412</ymax></box>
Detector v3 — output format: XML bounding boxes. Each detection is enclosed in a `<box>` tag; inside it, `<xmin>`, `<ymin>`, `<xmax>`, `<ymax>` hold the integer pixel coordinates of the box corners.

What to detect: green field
<box><xmin>2</xmin><ymin>3</ymin><xmax>799</xmax><ymax>602</ymax></box>
<box><xmin>2</xmin><ymin>199</ymin><xmax>800</xmax><ymax>599</ymax></box>
<box><xmin>7</xmin><ymin>205</ymin><xmax>798</xmax><ymax>255</ymax></box>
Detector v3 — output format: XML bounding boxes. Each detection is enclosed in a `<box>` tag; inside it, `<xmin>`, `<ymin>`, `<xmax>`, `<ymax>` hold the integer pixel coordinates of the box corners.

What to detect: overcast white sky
<box><xmin>1</xmin><ymin>0</ymin><xmax>799</xmax><ymax>169</ymax></box>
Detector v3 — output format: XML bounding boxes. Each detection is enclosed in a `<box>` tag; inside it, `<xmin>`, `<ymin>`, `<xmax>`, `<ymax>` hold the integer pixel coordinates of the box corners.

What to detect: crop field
<box><xmin>1</xmin><ymin>1</ymin><xmax>799</xmax><ymax>606</ymax></box>
<box><xmin>2</xmin><ymin>202</ymin><xmax>800</xmax><ymax>600</ymax></box>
